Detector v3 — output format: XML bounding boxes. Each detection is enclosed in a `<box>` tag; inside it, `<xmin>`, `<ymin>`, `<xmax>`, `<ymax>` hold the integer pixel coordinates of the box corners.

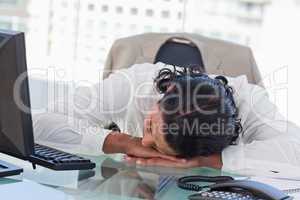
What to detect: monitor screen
<box><xmin>0</xmin><ymin>30</ymin><xmax>34</xmax><ymax>159</ymax></box>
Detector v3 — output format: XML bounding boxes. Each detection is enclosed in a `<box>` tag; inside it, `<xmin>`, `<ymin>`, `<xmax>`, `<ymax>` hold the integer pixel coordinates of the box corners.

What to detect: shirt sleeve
<box><xmin>32</xmin><ymin>64</ymin><xmax>138</xmax><ymax>155</ymax></box>
<box><xmin>222</xmin><ymin>80</ymin><xmax>300</xmax><ymax>172</ymax></box>
<box><xmin>33</xmin><ymin>113</ymin><xmax>111</xmax><ymax>156</ymax></box>
<box><xmin>32</xmin><ymin>62</ymin><xmax>174</xmax><ymax>155</ymax></box>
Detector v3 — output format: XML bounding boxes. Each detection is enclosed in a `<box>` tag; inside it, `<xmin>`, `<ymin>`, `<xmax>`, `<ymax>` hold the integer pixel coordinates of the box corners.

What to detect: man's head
<box><xmin>141</xmin><ymin>66</ymin><xmax>242</xmax><ymax>158</ymax></box>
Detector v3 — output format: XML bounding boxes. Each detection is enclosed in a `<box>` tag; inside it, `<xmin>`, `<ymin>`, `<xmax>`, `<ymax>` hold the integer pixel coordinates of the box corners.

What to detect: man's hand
<box><xmin>124</xmin><ymin>136</ymin><xmax>181</xmax><ymax>161</ymax></box>
<box><xmin>124</xmin><ymin>154</ymin><xmax>223</xmax><ymax>169</ymax></box>
<box><xmin>103</xmin><ymin>132</ymin><xmax>183</xmax><ymax>162</ymax></box>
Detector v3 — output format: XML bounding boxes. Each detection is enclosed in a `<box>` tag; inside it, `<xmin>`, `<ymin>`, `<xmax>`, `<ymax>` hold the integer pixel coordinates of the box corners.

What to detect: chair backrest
<box><xmin>104</xmin><ymin>33</ymin><xmax>264</xmax><ymax>87</ymax></box>
<box><xmin>154</xmin><ymin>39</ymin><xmax>205</xmax><ymax>70</ymax></box>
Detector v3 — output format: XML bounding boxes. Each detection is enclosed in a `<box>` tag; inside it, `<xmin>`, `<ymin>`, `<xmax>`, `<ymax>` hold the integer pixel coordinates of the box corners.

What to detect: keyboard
<box><xmin>29</xmin><ymin>144</ymin><xmax>96</xmax><ymax>171</ymax></box>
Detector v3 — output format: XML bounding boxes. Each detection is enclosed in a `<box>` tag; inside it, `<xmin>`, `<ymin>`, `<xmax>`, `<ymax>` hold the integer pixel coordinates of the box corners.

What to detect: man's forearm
<box><xmin>102</xmin><ymin>132</ymin><xmax>130</xmax><ymax>154</ymax></box>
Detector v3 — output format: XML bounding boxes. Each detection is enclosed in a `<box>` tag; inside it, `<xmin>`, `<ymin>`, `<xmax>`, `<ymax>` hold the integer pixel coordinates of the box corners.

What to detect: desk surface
<box><xmin>0</xmin><ymin>154</ymin><xmax>240</xmax><ymax>200</ymax></box>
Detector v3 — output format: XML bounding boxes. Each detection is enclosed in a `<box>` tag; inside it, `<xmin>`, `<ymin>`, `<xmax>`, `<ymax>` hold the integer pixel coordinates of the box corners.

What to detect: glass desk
<box><xmin>0</xmin><ymin>154</ymin><xmax>241</xmax><ymax>200</ymax></box>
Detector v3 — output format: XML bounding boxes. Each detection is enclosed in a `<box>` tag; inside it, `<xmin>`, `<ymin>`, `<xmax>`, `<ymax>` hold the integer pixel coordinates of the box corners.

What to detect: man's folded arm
<box><xmin>32</xmin><ymin>65</ymin><xmax>139</xmax><ymax>154</ymax></box>
<box><xmin>33</xmin><ymin>113</ymin><xmax>112</xmax><ymax>155</ymax></box>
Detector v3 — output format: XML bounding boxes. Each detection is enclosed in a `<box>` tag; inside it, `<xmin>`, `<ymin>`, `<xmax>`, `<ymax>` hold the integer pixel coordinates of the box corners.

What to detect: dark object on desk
<box><xmin>30</xmin><ymin>144</ymin><xmax>95</xmax><ymax>170</ymax></box>
<box><xmin>0</xmin><ymin>160</ymin><xmax>23</xmax><ymax>178</ymax></box>
<box><xmin>101</xmin><ymin>165</ymin><xmax>119</xmax><ymax>179</ymax></box>
<box><xmin>78</xmin><ymin>169</ymin><xmax>96</xmax><ymax>181</ymax></box>
<box><xmin>0</xmin><ymin>29</ymin><xmax>95</xmax><ymax>171</ymax></box>
<box><xmin>177</xmin><ymin>175</ymin><xmax>292</xmax><ymax>200</ymax></box>
<box><xmin>154</xmin><ymin>37</ymin><xmax>205</xmax><ymax>70</ymax></box>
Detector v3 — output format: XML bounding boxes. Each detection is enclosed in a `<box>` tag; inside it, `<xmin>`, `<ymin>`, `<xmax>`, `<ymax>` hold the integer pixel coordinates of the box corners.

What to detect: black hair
<box><xmin>154</xmin><ymin>65</ymin><xmax>242</xmax><ymax>158</ymax></box>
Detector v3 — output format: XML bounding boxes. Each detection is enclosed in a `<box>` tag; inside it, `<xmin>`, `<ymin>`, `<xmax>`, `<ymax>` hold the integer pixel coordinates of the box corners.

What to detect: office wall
<box><xmin>0</xmin><ymin>0</ymin><xmax>299</xmax><ymax>125</ymax></box>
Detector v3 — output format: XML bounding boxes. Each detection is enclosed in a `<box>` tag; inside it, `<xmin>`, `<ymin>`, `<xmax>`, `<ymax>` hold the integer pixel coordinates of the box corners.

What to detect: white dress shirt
<box><xmin>33</xmin><ymin>62</ymin><xmax>300</xmax><ymax>173</ymax></box>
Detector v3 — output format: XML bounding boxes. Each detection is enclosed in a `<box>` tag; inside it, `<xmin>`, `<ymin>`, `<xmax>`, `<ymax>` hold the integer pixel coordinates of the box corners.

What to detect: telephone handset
<box><xmin>177</xmin><ymin>176</ymin><xmax>293</xmax><ymax>200</ymax></box>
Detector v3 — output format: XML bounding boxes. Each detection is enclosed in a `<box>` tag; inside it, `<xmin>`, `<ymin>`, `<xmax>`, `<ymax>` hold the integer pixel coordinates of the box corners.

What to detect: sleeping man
<box><xmin>33</xmin><ymin>62</ymin><xmax>300</xmax><ymax>172</ymax></box>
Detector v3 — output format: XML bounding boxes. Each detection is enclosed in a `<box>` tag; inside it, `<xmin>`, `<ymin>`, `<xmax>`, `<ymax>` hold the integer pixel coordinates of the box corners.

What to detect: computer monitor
<box><xmin>0</xmin><ymin>30</ymin><xmax>95</xmax><ymax>171</ymax></box>
<box><xmin>0</xmin><ymin>29</ymin><xmax>34</xmax><ymax>159</ymax></box>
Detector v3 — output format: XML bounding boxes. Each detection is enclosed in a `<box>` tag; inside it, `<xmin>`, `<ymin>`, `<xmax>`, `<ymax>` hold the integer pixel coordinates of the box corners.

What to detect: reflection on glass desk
<box><xmin>0</xmin><ymin>154</ymin><xmax>241</xmax><ymax>200</ymax></box>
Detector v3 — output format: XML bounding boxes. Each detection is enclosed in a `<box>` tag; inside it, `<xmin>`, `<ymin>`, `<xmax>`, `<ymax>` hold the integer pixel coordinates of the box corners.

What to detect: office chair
<box><xmin>154</xmin><ymin>37</ymin><xmax>205</xmax><ymax>70</ymax></box>
<box><xmin>104</xmin><ymin>33</ymin><xmax>264</xmax><ymax>86</ymax></box>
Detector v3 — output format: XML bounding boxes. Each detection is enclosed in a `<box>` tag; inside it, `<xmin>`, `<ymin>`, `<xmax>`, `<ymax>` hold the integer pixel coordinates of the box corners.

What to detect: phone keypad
<box><xmin>189</xmin><ymin>191</ymin><xmax>261</xmax><ymax>200</ymax></box>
